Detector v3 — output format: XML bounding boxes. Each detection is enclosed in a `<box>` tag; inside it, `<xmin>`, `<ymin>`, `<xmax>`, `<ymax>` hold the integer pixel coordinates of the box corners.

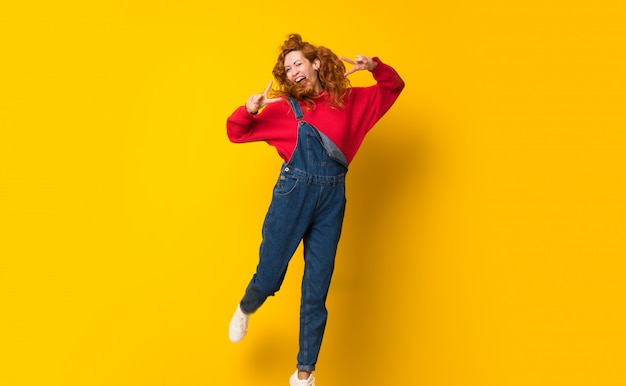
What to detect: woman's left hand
<box><xmin>341</xmin><ymin>55</ymin><xmax>377</xmax><ymax>76</ymax></box>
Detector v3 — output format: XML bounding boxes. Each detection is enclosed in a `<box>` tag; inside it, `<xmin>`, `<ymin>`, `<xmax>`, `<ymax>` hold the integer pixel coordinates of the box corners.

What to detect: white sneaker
<box><xmin>228</xmin><ymin>305</ymin><xmax>249</xmax><ymax>343</ymax></box>
<box><xmin>289</xmin><ymin>370</ymin><xmax>315</xmax><ymax>386</ymax></box>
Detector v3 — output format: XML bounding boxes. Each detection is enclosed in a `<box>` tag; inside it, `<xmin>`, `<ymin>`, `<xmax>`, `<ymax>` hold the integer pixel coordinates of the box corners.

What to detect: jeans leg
<box><xmin>297</xmin><ymin>185</ymin><xmax>346</xmax><ymax>371</ymax></box>
<box><xmin>240</xmin><ymin>181</ymin><xmax>312</xmax><ymax>314</ymax></box>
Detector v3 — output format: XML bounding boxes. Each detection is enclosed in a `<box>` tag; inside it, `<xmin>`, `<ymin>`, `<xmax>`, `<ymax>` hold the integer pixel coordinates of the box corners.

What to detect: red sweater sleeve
<box><xmin>304</xmin><ymin>57</ymin><xmax>405</xmax><ymax>163</ymax></box>
<box><xmin>226</xmin><ymin>100</ymin><xmax>296</xmax><ymax>161</ymax></box>
<box><xmin>225</xmin><ymin>105</ymin><xmax>256</xmax><ymax>143</ymax></box>
<box><xmin>345</xmin><ymin>57</ymin><xmax>405</xmax><ymax>136</ymax></box>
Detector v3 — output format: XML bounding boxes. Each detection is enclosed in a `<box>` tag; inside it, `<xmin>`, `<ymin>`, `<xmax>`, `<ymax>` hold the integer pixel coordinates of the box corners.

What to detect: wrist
<box><xmin>369</xmin><ymin>57</ymin><xmax>379</xmax><ymax>71</ymax></box>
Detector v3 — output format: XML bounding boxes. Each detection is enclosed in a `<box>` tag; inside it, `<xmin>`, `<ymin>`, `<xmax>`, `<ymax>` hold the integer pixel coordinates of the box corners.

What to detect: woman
<box><xmin>226</xmin><ymin>33</ymin><xmax>404</xmax><ymax>386</ymax></box>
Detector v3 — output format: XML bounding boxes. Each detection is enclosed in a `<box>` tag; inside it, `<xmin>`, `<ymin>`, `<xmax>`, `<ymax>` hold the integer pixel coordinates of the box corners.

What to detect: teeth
<box><xmin>296</xmin><ymin>77</ymin><xmax>305</xmax><ymax>83</ymax></box>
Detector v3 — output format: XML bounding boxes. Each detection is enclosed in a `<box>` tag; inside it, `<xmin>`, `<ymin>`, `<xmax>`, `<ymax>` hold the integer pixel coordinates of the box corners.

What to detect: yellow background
<box><xmin>1</xmin><ymin>1</ymin><xmax>625</xmax><ymax>385</ymax></box>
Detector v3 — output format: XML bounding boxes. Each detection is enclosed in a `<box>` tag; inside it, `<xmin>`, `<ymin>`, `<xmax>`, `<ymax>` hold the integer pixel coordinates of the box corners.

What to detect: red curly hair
<box><xmin>271</xmin><ymin>34</ymin><xmax>351</xmax><ymax>109</ymax></box>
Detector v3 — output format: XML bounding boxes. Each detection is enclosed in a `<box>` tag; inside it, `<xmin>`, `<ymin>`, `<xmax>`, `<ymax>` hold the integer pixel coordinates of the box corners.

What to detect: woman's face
<box><xmin>284</xmin><ymin>50</ymin><xmax>321</xmax><ymax>92</ymax></box>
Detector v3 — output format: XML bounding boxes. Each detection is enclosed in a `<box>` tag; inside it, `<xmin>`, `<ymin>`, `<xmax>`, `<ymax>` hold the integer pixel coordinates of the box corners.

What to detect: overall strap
<box><xmin>287</xmin><ymin>98</ymin><xmax>349</xmax><ymax>169</ymax></box>
<box><xmin>287</xmin><ymin>98</ymin><xmax>304</xmax><ymax>121</ymax></box>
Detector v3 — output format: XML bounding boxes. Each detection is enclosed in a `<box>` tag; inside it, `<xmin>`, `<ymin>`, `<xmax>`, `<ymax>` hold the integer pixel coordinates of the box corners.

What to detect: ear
<box><xmin>313</xmin><ymin>58</ymin><xmax>321</xmax><ymax>70</ymax></box>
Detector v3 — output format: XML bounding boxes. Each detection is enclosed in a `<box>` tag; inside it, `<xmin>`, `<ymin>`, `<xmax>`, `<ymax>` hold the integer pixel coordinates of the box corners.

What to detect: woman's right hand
<box><xmin>245</xmin><ymin>80</ymin><xmax>281</xmax><ymax>114</ymax></box>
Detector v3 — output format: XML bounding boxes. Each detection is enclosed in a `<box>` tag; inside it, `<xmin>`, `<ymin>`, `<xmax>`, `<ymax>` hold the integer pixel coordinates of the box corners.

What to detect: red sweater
<box><xmin>226</xmin><ymin>57</ymin><xmax>404</xmax><ymax>165</ymax></box>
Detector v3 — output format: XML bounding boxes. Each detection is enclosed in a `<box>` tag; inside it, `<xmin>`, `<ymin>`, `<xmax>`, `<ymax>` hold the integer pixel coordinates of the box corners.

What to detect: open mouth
<box><xmin>295</xmin><ymin>76</ymin><xmax>306</xmax><ymax>83</ymax></box>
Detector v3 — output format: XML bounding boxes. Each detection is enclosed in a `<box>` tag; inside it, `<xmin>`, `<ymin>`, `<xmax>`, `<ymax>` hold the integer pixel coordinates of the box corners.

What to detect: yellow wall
<box><xmin>1</xmin><ymin>1</ymin><xmax>625</xmax><ymax>385</ymax></box>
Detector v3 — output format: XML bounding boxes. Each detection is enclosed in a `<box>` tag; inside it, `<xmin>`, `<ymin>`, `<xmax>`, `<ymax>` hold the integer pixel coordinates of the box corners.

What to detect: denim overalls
<box><xmin>239</xmin><ymin>98</ymin><xmax>349</xmax><ymax>372</ymax></box>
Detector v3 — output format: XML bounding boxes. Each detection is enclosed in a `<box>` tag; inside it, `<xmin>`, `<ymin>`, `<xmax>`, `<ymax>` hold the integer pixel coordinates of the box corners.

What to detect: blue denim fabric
<box><xmin>239</xmin><ymin>99</ymin><xmax>348</xmax><ymax>372</ymax></box>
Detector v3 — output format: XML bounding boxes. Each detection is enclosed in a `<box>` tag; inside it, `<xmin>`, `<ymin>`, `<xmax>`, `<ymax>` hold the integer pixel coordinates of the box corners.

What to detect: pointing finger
<box><xmin>344</xmin><ymin>67</ymin><xmax>358</xmax><ymax>77</ymax></box>
<box><xmin>340</xmin><ymin>56</ymin><xmax>355</xmax><ymax>65</ymax></box>
<box><xmin>263</xmin><ymin>80</ymin><xmax>273</xmax><ymax>96</ymax></box>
